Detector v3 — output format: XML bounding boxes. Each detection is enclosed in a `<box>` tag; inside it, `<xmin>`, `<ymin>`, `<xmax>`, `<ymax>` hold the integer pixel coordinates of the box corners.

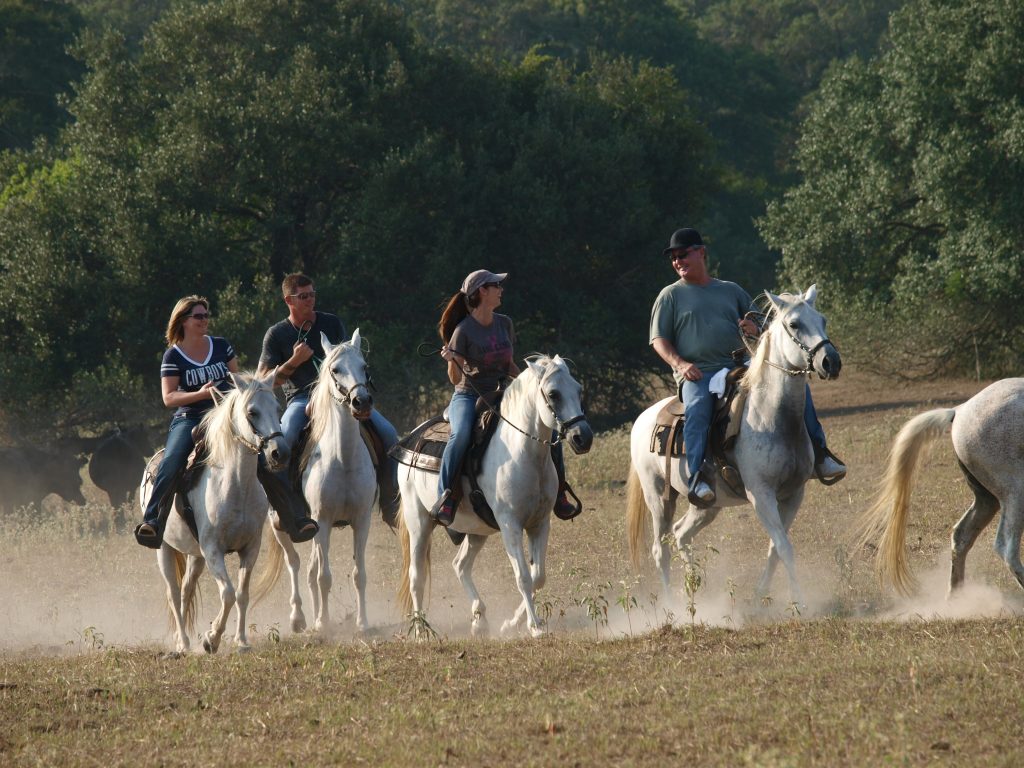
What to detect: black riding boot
<box><xmin>257</xmin><ymin>459</ymin><xmax>319</xmax><ymax>543</ymax></box>
<box><xmin>551</xmin><ymin>443</ymin><xmax>582</xmax><ymax>520</ymax></box>
<box><xmin>134</xmin><ymin>465</ymin><xmax>184</xmax><ymax>549</ymax></box>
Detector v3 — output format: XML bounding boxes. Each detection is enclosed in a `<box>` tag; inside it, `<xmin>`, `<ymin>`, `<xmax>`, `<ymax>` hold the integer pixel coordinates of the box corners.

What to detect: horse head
<box><xmin>216</xmin><ymin>369</ymin><xmax>289</xmax><ymax>471</ymax></box>
<box><xmin>765</xmin><ymin>285</ymin><xmax>841</xmax><ymax>380</ymax></box>
<box><xmin>321</xmin><ymin>328</ymin><xmax>373</xmax><ymax>419</ymax></box>
<box><xmin>526</xmin><ymin>355</ymin><xmax>594</xmax><ymax>455</ymax></box>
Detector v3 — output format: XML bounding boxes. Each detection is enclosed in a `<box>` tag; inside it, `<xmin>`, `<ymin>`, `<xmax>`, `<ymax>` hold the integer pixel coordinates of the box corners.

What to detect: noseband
<box><xmin>232</xmin><ymin>403</ymin><xmax>283</xmax><ymax>455</ymax></box>
<box><xmin>330</xmin><ymin>370</ymin><xmax>371</xmax><ymax>409</ymax></box>
<box><xmin>765</xmin><ymin>310</ymin><xmax>837</xmax><ymax>377</ymax></box>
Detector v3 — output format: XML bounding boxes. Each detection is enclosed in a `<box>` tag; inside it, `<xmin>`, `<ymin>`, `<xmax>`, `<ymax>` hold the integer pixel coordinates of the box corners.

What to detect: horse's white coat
<box><xmin>861</xmin><ymin>377</ymin><xmax>1024</xmax><ymax>596</ymax></box>
<box><xmin>265</xmin><ymin>329</ymin><xmax>380</xmax><ymax>634</ymax></box>
<box><xmin>397</xmin><ymin>355</ymin><xmax>593</xmax><ymax>637</ymax></box>
<box><xmin>140</xmin><ymin>369</ymin><xmax>286</xmax><ymax>654</ymax></box>
<box><xmin>627</xmin><ymin>286</ymin><xmax>842</xmax><ymax>606</ymax></box>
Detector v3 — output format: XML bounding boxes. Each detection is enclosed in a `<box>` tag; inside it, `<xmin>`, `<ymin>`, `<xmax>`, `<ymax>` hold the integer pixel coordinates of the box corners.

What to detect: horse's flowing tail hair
<box><xmin>166</xmin><ymin>550</ymin><xmax>201</xmax><ymax>635</ymax></box>
<box><xmin>250</xmin><ymin>525</ymin><xmax>284</xmax><ymax>606</ymax></box>
<box><xmin>626</xmin><ymin>464</ymin><xmax>649</xmax><ymax>570</ymax></box>
<box><xmin>857</xmin><ymin>407</ymin><xmax>956</xmax><ymax>595</ymax></box>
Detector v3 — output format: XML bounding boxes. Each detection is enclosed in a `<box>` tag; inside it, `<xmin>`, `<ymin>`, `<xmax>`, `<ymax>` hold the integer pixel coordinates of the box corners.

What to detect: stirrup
<box><xmin>430</xmin><ymin>489</ymin><xmax>456</xmax><ymax>527</ymax></box>
<box><xmin>553</xmin><ymin>484</ymin><xmax>583</xmax><ymax>521</ymax></box>
<box><xmin>719</xmin><ymin>464</ymin><xmax>744</xmax><ymax>496</ymax></box>
<box><xmin>815</xmin><ymin>447</ymin><xmax>847</xmax><ymax>486</ymax></box>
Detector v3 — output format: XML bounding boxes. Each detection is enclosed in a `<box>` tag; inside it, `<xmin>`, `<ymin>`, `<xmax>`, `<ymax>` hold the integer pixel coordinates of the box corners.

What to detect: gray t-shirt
<box><xmin>649</xmin><ymin>278</ymin><xmax>752</xmax><ymax>378</ymax></box>
<box><xmin>450</xmin><ymin>313</ymin><xmax>515</xmax><ymax>395</ymax></box>
<box><xmin>259</xmin><ymin>311</ymin><xmax>346</xmax><ymax>401</ymax></box>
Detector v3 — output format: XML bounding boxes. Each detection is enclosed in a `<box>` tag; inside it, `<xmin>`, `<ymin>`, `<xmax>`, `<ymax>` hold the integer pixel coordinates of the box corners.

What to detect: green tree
<box><xmin>0</xmin><ymin>0</ymin><xmax>710</xmax><ymax>431</ymax></box>
<box><xmin>0</xmin><ymin>0</ymin><xmax>85</xmax><ymax>151</ymax></box>
<box><xmin>761</xmin><ymin>0</ymin><xmax>1024</xmax><ymax>377</ymax></box>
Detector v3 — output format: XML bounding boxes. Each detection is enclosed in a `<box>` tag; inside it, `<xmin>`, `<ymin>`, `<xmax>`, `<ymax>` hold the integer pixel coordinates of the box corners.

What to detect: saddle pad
<box><xmin>650</xmin><ymin>421</ymin><xmax>686</xmax><ymax>457</ymax></box>
<box><xmin>389</xmin><ymin>417</ymin><xmax>448</xmax><ymax>473</ymax></box>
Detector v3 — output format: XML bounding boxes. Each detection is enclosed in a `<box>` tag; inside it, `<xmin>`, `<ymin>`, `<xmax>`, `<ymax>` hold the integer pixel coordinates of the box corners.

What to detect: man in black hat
<box><xmin>649</xmin><ymin>228</ymin><xmax>845</xmax><ymax>507</ymax></box>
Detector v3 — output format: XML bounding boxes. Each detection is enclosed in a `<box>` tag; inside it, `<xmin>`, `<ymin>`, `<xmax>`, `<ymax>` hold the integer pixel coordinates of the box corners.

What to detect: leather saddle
<box><xmin>389</xmin><ymin>390</ymin><xmax>505</xmax><ymax>531</ymax></box>
<box><xmin>647</xmin><ymin>365</ymin><xmax>749</xmax><ymax>497</ymax></box>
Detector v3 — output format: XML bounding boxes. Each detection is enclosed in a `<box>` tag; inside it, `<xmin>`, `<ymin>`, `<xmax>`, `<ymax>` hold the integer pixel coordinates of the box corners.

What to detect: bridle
<box><xmin>231</xmin><ymin>390</ymin><xmax>283</xmax><ymax>454</ymax></box>
<box><xmin>759</xmin><ymin>302</ymin><xmax>837</xmax><ymax>377</ymax></box>
<box><xmin>327</xmin><ymin>347</ymin><xmax>373</xmax><ymax>410</ymax></box>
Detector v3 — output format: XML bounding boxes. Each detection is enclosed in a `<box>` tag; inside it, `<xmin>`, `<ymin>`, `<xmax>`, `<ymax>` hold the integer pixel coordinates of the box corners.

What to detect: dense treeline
<box><xmin>3</xmin><ymin>0</ymin><xmax>1019</xmax><ymax>440</ymax></box>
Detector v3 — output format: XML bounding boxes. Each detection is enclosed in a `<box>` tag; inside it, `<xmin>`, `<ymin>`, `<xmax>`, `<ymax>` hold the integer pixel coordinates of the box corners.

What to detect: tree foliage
<box><xmin>0</xmin><ymin>0</ymin><xmax>710</xmax><ymax>432</ymax></box>
<box><xmin>760</xmin><ymin>0</ymin><xmax>1024</xmax><ymax>377</ymax></box>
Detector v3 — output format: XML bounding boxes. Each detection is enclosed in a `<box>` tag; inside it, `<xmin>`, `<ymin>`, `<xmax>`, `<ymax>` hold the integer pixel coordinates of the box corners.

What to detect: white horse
<box><xmin>859</xmin><ymin>378</ymin><xmax>1024</xmax><ymax>597</ymax></box>
<box><xmin>627</xmin><ymin>286</ymin><xmax>841</xmax><ymax>606</ymax></box>
<box><xmin>258</xmin><ymin>329</ymin><xmax>381</xmax><ymax>633</ymax></box>
<box><xmin>398</xmin><ymin>355</ymin><xmax>593</xmax><ymax>637</ymax></box>
<box><xmin>140</xmin><ymin>369</ymin><xmax>287</xmax><ymax>654</ymax></box>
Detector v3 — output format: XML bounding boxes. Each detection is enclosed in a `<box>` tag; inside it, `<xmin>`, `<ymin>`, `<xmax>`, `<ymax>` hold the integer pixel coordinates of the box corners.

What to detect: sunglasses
<box><xmin>483</xmin><ymin>282</ymin><xmax>503</xmax><ymax>289</ymax></box>
<box><xmin>190</xmin><ymin>312</ymin><xmax>211</xmax><ymax>321</ymax></box>
<box><xmin>289</xmin><ymin>290</ymin><xmax>316</xmax><ymax>301</ymax></box>
<box><xmin>670</xmin><ymin>246</ymin><xmax>703</xmax><ymax>261</ymax></box>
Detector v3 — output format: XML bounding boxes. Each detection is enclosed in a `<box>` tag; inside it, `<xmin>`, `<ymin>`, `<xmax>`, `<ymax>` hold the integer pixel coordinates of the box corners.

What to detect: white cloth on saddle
<box><xmin>709</xmin><ymin>367</ymin><xmax>730</xmax><ymax>399</ymax></box>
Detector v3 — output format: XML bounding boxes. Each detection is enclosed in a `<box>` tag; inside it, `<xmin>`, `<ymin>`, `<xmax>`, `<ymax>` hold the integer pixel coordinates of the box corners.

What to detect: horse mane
<box><xmin>300</xmin><ymin>340</ymin><xmax>361</xmax><ymax>468</ymax></box>
<box><xmin>201</xmin><ymin>374</ymin><xmax>259</xmax><ymax>468</ymax></box>
<box><xmin>741</xmin><ymin>292</ymin><xmax>803</xmax><ymax>392</ymax></box>
<box><xmin>501</xmin><ymin>354</ymin><xmax>557</xmax><ymax>422</ymax></box>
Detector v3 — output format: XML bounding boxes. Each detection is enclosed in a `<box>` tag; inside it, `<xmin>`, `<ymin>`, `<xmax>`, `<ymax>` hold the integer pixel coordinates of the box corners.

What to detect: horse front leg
<box><xmin>157</xmin><ymin>547</ymin><xmax>189</xmax><ymax>654</ymax></box>
<box><xmin>992</xmin><ymin>494</ymin><xmax>1024</xmax><ymax>591</ymax></box>
<box><xmin>507</xmin><ymin>518</ymin><xmax>552</xmax><ymax>632</ymax></box>
<box><xmin>311</xmin><ymin>528</ymin><xmax>334</xmax><ymax>632</ymax></box>
<box><xmin>350</xmin><ymin>517</ymin><xmax>371</xmax><ymax>633</ymax></box>
<box><xmin>498</xmin><ymin>522</ymin><xmax>543</xmax><ymax>638</ymax></box>
<box><xmin>201</xmin><ymin>551</ymin><xmax>235</xmax><ymax>654</ymax></box>
<box><xmin>750</xmin><ymin>488</ymin><xmax>803</xmax><ymax>608</ymax></box>
<box><xmin>452</xmin><ymin>534</ymin><xmax>490</xmax><ymax>636</ymax></box>
<box><xmin>270</xmin><ymin>525</ymin><xmax>306</xmax><ymax>633</ymax></box>
<box><xmin>232</xmin><ymin>543</ymin><xmax>260</xmax><ymax>652</ymax></box>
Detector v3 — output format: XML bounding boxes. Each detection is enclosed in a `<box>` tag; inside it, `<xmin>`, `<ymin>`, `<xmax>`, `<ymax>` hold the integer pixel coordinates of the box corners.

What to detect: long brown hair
<box><xmin>165</xmin><ymin>295</ymin><xmax>209</xmax><ymax>347</ymax></box>
<box><xmin>437</xmin><ymin>290</ymin><xmax>481</xmax><ymax>343</ymax></box>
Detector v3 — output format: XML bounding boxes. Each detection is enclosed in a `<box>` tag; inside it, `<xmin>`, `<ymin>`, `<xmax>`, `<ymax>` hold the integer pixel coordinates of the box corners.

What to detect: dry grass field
<box><xmin>2</xmin><ymin>371</ymin><xmax>1023</xmax><ymax>766</ymax></box>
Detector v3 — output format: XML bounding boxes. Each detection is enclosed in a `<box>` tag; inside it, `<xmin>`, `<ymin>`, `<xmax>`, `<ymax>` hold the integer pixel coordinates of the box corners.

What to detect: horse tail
<box><xmin>397</xmin><ymin>506</ymin><xmax>413</xmax><ymax>615</ymax></box>
<box><xmin>858</xmin><ymin>407</ymin><xmax>955</xmax><ymax>595</ymax></box>
<box><xmin>626</xmin><ymin>464</ymin><xmax>649</xmax><ymax>570</ymax></box>
<box><xmin>250</xmin><ymin>523</ymin><xmax>283</xmax><ymax>606</ymax></box>
<box><xmin>165</xmin><ymin>550</ymin><xmax>200</xmax><ymax>636</ymax></box>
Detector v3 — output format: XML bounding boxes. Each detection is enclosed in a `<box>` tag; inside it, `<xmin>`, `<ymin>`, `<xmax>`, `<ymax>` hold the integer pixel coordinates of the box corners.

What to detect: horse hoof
<box><xmin>528</xmin><ymin>624</ymin><xmax>546</xmax><ymax>639</ymax></box>
<box><xmin>291</xmin><ymin>615</ymin><xmax>306</xmax><ymax>634</ymax></box>
<box><xmin>201</xmin><ymin>632</ymin><xmax>218</xmax><ymax>654</ymax></box>
<box><xmin>235</xmin><ymin>644</ymin><xmax>252</xmax><ymax>655</ymax></box>
<box><xmin>471</xmin><ymin>618</ymin><xmax>490</xmax><ymax>638</ymax></box>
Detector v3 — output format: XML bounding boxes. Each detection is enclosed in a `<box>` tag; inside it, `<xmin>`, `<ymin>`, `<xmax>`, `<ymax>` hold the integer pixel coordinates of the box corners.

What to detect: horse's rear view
<box><xmin>860</xmin><ymin>377</ymin><xmax>1024</xmax><ymax>597</ymax></box>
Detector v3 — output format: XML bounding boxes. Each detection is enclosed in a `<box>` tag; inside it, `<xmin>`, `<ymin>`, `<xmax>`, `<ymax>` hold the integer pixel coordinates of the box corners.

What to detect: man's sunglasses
<box><xmin>289</xmin><ymin>290</ymin><xmax>316</xmax><ymax>300</ymax></box>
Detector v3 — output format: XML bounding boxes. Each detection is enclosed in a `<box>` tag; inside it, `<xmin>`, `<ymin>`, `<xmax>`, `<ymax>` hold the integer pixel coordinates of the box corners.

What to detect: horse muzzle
<box><xmin>564</xmin><ymin>421</ymin><xmax>594</xmax><ymax>455</ymax></box>
<box><xmin>814</xmin><ymin>343</ymin><xmax>842</xmax><ymax>380</ymax></box>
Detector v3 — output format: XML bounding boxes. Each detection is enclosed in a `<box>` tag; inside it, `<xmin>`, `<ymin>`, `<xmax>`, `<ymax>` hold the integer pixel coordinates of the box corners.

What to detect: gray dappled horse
<box><xmin>627</xmin><ymin>286</ymin><xmax>841</xmax><ymax>607</ymax></box>
<box><xmin>140</xmin><ymin>370</ymin><xmax>287</xmax><ymax>654</ymax></box>
<box><xmin>860</xmin><ymin>378</ymin><xmax>1024</xmax><ymax>597</ymax></box>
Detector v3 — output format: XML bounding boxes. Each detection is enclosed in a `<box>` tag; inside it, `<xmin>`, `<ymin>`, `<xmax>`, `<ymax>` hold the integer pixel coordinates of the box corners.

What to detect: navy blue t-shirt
<box><xmin>259</xmin><ymin>312</ymin><xmax>346</xmax><ymax>402</ymax></box>
<box><xmin>161</xmin><ymin>336</ymin><xmax>236</xmax><ymax>418</ymax></box>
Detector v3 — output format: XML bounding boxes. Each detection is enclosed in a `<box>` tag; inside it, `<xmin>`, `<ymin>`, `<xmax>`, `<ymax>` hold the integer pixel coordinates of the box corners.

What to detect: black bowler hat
<box><xmin>663</xmin><ymin>228</ymin><xmax>704</xmax><ymax>255</ymax></box>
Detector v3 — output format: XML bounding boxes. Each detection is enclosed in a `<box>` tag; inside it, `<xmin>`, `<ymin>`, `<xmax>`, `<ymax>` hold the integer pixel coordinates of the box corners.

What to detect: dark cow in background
<box><xmin>0</xmin><ymin>444</ymin><xmax>87</xmax><ymax>513</ymax></box>
<box><xmin>88</xmin><ymin>425</ymin><xmax>153</xmax><ymax>510</ymax></box>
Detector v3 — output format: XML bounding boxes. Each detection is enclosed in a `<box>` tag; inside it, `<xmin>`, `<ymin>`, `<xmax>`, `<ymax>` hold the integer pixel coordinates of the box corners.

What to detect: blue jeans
<box><xmin>439</xmin><ymin>391</ymin><xmax>478</xmax><ymax>495</ymax></box>
<box><xmin>681</xmin><ymin>372</ymin><xmax>828</xmax><ymax>490</ymax></box>
<box><xmin>281</xmin><ymin>392</ymin><xmax>399</xmax><ymax>489</ymax></box>
<box><xmin>142</xmin><ymin>414</ymin><xmax>203</xmax><ymax>524</ymax></box>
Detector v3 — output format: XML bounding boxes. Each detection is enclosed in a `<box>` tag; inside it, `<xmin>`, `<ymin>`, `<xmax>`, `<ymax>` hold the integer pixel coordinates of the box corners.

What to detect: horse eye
<box><xmin>247</xmin><ymin>407</ymin><xmax>258</xmax><ymax>418</ymax></box>
<box><xmin>549</xmin><ymin>391</ymin><xmax>561</xmax><ymax>401</ymax></box>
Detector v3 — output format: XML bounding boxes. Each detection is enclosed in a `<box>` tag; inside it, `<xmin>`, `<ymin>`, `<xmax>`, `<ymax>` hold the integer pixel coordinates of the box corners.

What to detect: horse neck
<box><xmin>744</xmin><ymin>328</ymin><xmax>808</xmax><ymax>427</ymax></box>
<box><xmin>497</xmin><ymin>374</ymin><xmax>551</xmax><ymax>462</ymax></box>
<box><xmin>308</xmin><ymin>373</ymin><xmax>362</xmax><ymax>455</ymax></box>
<box><xmin>204</xmin><ymin>399</ymin><xmax>261</xmax><ymax>477</ymax></box>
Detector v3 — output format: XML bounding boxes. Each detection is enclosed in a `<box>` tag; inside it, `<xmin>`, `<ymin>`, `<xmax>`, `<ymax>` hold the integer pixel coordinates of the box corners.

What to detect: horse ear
<box><xmin>803</xmin><ymin>284</ymin><xmax>818</xmax><ymax>306</ymax></box>
<box><xmin>321</xmin><ymin>332</ymin><xmax>335</xmax><ymax>355</ymax></box>
<box><xmin>350</xmin><ymin>327</ymin><xmax>361</xmax><ymax>349</ymax></box>
<box><xmin>526</xmin><ymin>358</ymin><xmax>545</xmax><ymax>378</ymax></box>
<box><xmin>765</xmin><ymin>291</ymin><xmax>784</xmax><ymax>313</ymax></box>
<box><xmin>260</xmin><ymin>367</ymin><xmax>278</xmax><ymax>388</ymax></box>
